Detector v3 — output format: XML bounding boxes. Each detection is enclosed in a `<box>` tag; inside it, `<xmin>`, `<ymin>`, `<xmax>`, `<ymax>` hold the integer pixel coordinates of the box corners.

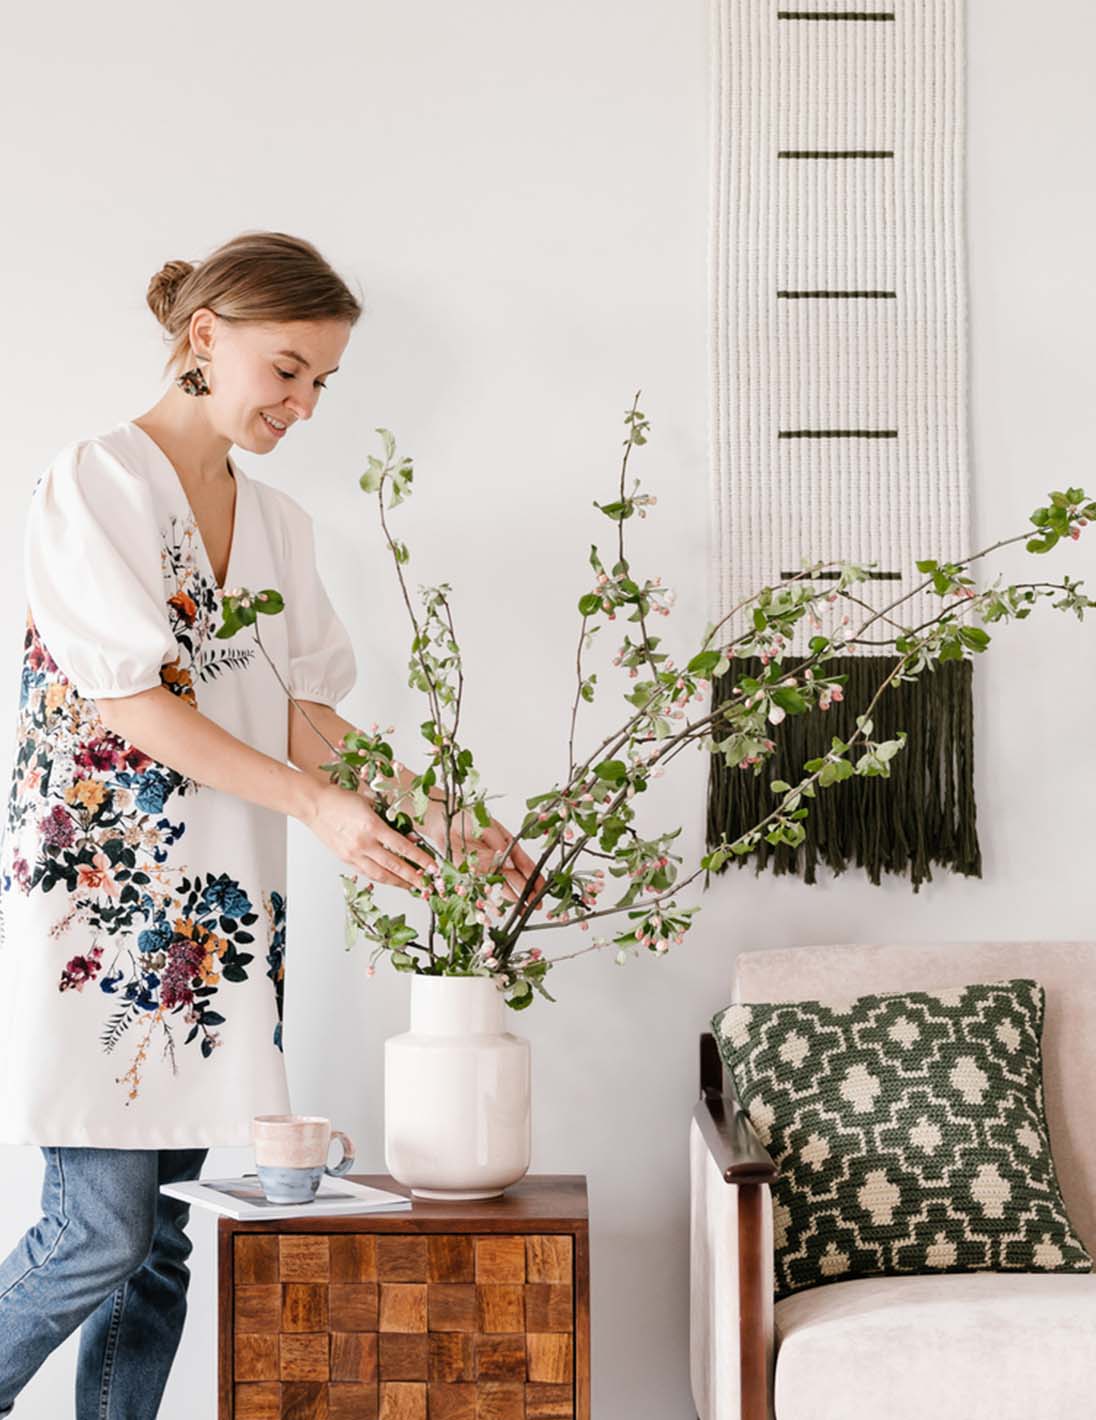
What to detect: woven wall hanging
<box><xmin>705</xmin><ymin>0</ymin><xmax>980</xmax><ymax>891</ymax></box>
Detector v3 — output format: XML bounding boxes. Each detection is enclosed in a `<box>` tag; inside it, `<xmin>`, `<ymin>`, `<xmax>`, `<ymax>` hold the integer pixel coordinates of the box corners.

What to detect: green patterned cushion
<box><xmin>712</xmin><ymin>978</ymin><xmax>1093</xmax><ymax>1301</ymax></box>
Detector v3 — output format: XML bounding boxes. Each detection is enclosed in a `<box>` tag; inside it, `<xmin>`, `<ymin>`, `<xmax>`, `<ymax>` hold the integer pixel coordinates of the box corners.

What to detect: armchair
<box><xmin>689</xmin><ymin>941</ymin><xmax>1096</xmax><ymax>1420</ymax></box>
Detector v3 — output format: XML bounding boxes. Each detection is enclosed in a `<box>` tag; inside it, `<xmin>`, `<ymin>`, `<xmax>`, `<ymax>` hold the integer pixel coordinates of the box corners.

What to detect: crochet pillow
<box><xmin>711</xmin><ymin>978</ymin><xmax>1093</xmax><ymax>1301</ymax></box>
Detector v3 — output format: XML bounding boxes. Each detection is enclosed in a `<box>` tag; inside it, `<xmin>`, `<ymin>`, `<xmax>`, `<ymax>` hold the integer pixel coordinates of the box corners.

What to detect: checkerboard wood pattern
<box><xmin>218</xmin><ymin>1175</ymin><xmax>589</xmax><ymax>1420</ymax></box>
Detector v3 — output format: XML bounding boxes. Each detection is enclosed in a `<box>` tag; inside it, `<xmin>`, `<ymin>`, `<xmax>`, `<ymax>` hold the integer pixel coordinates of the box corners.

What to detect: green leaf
<box><xmin>578</xmin><ymin>593</ymin><xmax>602</xmax><ymax>616</ymax></box>
<box><xmin>594</xmin><ymin>759</ymin><xmax>628</xmax><ymax>782</ymax></box>
<box><xmin>254</xmin><ymin>588</ymin><xmax>285</xmax><ymax>615</ymax></box>
<box><xmin>360</xmin><ymin>458</ymin><xmax>384</xmax><ymax>493</ymax></box>
<box><xmin>506</xmin><ymin>981</ymin><xmax>535</xmax><ymax>1010</ymax></box>
<box><xmin>215</xmin><ymin>607</ymin><xmax>242</xmax><ymax>639</ymax></box>
<box><xmin>771</xmin><ymin>687</ymin><xmax>807</xmax><ymax>714</ymax></box>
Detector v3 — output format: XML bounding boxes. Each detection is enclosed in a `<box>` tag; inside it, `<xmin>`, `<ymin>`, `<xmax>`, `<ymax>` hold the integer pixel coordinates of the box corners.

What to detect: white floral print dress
<box><xmin>0</xmin><ymin>420</ymin><xmax>356</xmax><ymax>1147</ymax></box>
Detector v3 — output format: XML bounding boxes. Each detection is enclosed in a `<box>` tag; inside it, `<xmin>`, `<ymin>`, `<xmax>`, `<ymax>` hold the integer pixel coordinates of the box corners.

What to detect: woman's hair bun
<box><xmin>146</xmin><ymin>259</ymin><xmax>196</xmax><ymax>327</ymax></box>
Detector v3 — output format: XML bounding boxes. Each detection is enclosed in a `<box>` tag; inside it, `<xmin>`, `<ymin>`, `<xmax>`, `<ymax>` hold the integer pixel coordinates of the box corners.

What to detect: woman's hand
<box><xmin>418</xmin><ymin>798</ymin><xmax>547</xmax><ymax>904</ymax></box>
<box><xmin>305</xmin><ymin>781</ymin><xmax>435</xmax><ymax>891</ymax></box>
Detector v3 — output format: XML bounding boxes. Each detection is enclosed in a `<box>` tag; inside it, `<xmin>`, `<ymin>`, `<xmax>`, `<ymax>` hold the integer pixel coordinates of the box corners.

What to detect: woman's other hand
<box><xmin>419</xmin><ymin>799</ymin><xmax>547</xmax><ymax>905</ymax></box>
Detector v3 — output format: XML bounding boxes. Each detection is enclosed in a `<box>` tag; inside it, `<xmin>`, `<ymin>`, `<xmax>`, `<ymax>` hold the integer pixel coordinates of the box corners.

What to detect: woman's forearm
<box><xmin>97</xmin><ymin>686</ymin><xmax>321</xmax><ymax>823</ymax></box>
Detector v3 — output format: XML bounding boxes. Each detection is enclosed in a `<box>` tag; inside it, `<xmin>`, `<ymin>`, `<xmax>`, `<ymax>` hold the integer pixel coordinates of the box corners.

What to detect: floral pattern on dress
<box><xmin>264</xmin><ymin>888</ymin><xmax>287</xmax><ymax>1052</ymax></box>
<box><xmin>0</xmin><ymin>510</ymin><xmax>274</xmax><ymax>1104</ymax></box>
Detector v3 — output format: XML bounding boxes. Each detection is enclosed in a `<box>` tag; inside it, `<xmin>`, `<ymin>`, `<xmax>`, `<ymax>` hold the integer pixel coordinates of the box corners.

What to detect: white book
<box><xmin>159</xmin><ymin>1173</ymin><xmax>412</xmax><ymax>1221</ymax></box>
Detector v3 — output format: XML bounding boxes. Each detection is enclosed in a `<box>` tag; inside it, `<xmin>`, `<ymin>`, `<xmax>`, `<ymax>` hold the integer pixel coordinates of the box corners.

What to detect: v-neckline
<box><xmin>124</xmin><ymin>419</ymin><xmax>244</xmax><ymax>593</ymax></box>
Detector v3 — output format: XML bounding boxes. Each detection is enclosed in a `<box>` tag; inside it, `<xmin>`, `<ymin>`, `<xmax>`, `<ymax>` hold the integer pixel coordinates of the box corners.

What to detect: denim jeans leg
<box><xmin>75</xmin><ymin>1148</ymin><xmax>209</xmax><ymax>1420</ymax></box>
<box><xmin>0</xmin><ymin>1147</ymin><xmax>159</xmax><ymax>1419</ymax></box>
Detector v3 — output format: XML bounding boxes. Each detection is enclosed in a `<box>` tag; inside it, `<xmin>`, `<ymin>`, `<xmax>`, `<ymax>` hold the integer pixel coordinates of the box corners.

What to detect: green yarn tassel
<box><xmin>703</xmin><ymin>656</ymin><xmax>981</xmax><ymax>892</ymax></box>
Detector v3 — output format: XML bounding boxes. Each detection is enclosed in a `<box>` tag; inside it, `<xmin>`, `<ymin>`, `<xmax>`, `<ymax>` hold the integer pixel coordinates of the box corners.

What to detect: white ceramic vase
<box><xmin>384</xmin><ymin>974</ymin><xmax>531</xmax><ymax>1200</ymax></box>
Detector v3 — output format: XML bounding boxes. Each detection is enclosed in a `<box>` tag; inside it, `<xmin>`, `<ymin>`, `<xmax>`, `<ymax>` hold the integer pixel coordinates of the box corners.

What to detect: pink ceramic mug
<box><xmin>250</xmin><ymin>1114</ymin><xmax>356</xmax><ymax>1204</ymax></box>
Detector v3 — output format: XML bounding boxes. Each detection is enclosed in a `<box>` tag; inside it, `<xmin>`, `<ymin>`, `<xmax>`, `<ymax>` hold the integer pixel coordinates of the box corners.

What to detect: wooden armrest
<box><xmin>695</xmin><ymin>1032</ymin><xmax>779</xmax><ymax>1185</ymax></box>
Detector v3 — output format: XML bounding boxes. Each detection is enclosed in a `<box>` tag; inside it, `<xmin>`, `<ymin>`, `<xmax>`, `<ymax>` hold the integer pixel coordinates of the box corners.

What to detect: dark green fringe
<box><xmin>703</xmin><ymin>656</ymin><xmax>981</xmax><ymax>893</ymax></box>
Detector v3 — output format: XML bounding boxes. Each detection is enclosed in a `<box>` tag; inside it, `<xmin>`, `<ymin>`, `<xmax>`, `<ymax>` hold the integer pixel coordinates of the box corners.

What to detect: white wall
<box><xmin>0</xmin><ymin>2</ymin><xmax>1093</xmax><ymax>1415</ymax></box>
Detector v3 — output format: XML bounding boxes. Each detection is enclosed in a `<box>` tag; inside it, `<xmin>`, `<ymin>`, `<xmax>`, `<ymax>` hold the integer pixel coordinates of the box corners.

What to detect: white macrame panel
<box><xmin>709</xmin><ymin>1</ymin><xmax>970</xmax><ymax>654</ymax></box>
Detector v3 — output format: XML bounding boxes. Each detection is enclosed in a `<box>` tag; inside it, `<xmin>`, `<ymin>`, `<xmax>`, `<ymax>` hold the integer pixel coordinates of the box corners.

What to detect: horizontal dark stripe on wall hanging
<box><xmin>778</xmin><ymin>430</ymin><xmax>899</xmax><ymax>439</ymax></box>
<box><xmin>779</xmin><ymin>570</ymin><xmax>903</xmax><ymax>580</ymax></box>
<box><xmin>778</xmin><ymin>11</ymin><xmax>896</xmax><ymax>20</ymax></box>
<box><xmin>778</xmin><ymin>150</ymin><xmax>894</xmax><ymax>159</ymax></box>
<box><xmin>778</xmin><ymin>291</ymin><xmax>897</xmax><ymax>299</ymax></box>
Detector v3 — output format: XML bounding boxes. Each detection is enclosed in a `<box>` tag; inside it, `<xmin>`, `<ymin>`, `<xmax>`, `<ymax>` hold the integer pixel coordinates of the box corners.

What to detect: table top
<box><xmin>220</xmin><ymin>1173</ymin><xmax>588</xmax><ymax>1233</ymax></box>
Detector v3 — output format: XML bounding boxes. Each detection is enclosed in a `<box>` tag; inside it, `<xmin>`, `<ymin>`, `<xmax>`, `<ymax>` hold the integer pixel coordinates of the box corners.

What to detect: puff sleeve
<box><xmin>272</xmin><ymin>490</ymin><xmax>357</xmax><ymax>709</ymax></box>
<box><xmin>23</xmin><ymin>438</ymin><xmax>178</xmax><ymax>700</ymax></box>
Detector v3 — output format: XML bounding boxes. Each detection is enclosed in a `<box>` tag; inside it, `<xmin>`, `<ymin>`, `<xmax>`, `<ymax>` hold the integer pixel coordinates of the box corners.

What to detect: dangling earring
<box><xmin>175</xmin><ymin>353</ymin><xmax>211</xmax><ymax>397</ymax></box>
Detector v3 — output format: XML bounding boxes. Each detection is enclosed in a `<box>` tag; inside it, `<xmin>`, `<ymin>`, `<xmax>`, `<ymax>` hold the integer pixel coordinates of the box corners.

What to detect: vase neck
<box><xmin>410</xmin><ymin>975</ymin><xmax>505</xmax><ymax>1035</ymax></box>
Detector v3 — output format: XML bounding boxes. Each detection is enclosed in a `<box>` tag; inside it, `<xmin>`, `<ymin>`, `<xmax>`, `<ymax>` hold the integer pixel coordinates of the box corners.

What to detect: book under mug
<box><xmin>159</xmin><ymin>1173</ymin><xmax>411</xmax><ymax>1222</ymax></box>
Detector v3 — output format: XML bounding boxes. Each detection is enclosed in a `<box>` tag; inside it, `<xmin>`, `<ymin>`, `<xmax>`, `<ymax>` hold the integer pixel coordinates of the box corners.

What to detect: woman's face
<box><xmin>190</xmin><ymin>310</ymin><xmax>352</xmax><ymax>452</ymax></box>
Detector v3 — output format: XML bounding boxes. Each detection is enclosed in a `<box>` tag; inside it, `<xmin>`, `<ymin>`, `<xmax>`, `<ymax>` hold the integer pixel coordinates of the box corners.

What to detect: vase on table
<box><xmin>384</xmin><ymin>974</ymin><xmax>531</xmax><ymax>1200</ymax></box>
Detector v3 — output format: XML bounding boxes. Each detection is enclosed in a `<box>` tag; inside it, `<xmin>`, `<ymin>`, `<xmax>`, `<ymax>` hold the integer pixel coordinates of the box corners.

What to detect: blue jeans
<box><xmin>0</xmin><ymin>1145</ymin><xmax>208</xmax><ymax>1419</ymax></box>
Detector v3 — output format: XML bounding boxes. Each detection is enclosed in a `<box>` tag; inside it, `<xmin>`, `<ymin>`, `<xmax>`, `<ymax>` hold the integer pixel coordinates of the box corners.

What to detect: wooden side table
<box><xmin>218</xmin><ymin>1173</ymin><xmax>590</xmax><ymax>1419</ymax></box>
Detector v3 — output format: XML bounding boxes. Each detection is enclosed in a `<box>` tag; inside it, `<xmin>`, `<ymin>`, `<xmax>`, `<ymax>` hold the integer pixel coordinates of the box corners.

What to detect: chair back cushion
<box><xmin>719</xmin><ymin>948</ymin><xmax>1096</xmax><ymax>1298</ymax></box>
<box><xmin>733</xmin><ymin>941</ymin><xmax>1096</xmax><ymax>1257</ymax></box>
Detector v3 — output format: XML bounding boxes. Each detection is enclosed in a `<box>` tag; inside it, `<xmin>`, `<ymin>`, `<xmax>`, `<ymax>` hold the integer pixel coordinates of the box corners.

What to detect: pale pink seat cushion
<box><xmin>773</xmin><ymin>1271</ymin><xmax>1096</xmax><ymax>1419</ymax></box>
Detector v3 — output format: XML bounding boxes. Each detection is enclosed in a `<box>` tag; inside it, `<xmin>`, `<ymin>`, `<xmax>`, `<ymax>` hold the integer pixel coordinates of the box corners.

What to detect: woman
<box><xmin>0</xmin><ymin>230</ymin><xmax>544</xmax><ymax>1419</ymax></box>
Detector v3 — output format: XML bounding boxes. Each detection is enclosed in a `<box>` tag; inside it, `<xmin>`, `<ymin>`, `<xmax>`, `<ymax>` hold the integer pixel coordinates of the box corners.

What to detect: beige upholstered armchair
<box><xmin>689</xmin><ymin>941</ymin><xmax>1096</xmax><ymax>1420</ymax></box>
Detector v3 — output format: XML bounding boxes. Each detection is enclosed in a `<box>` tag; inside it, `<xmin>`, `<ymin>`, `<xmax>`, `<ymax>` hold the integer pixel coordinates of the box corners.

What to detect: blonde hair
<box><xmin>146</xmin><ymin>229</ymin><xmax>364</xmax><ymax>380</ymax></box>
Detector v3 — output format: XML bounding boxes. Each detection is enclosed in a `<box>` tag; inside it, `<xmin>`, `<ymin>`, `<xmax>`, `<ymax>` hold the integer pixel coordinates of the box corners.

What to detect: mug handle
<box><xmin>325</xmin><ymin>1129</ymin><xmax>356</xmax><ymax>1178</ymax></box>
